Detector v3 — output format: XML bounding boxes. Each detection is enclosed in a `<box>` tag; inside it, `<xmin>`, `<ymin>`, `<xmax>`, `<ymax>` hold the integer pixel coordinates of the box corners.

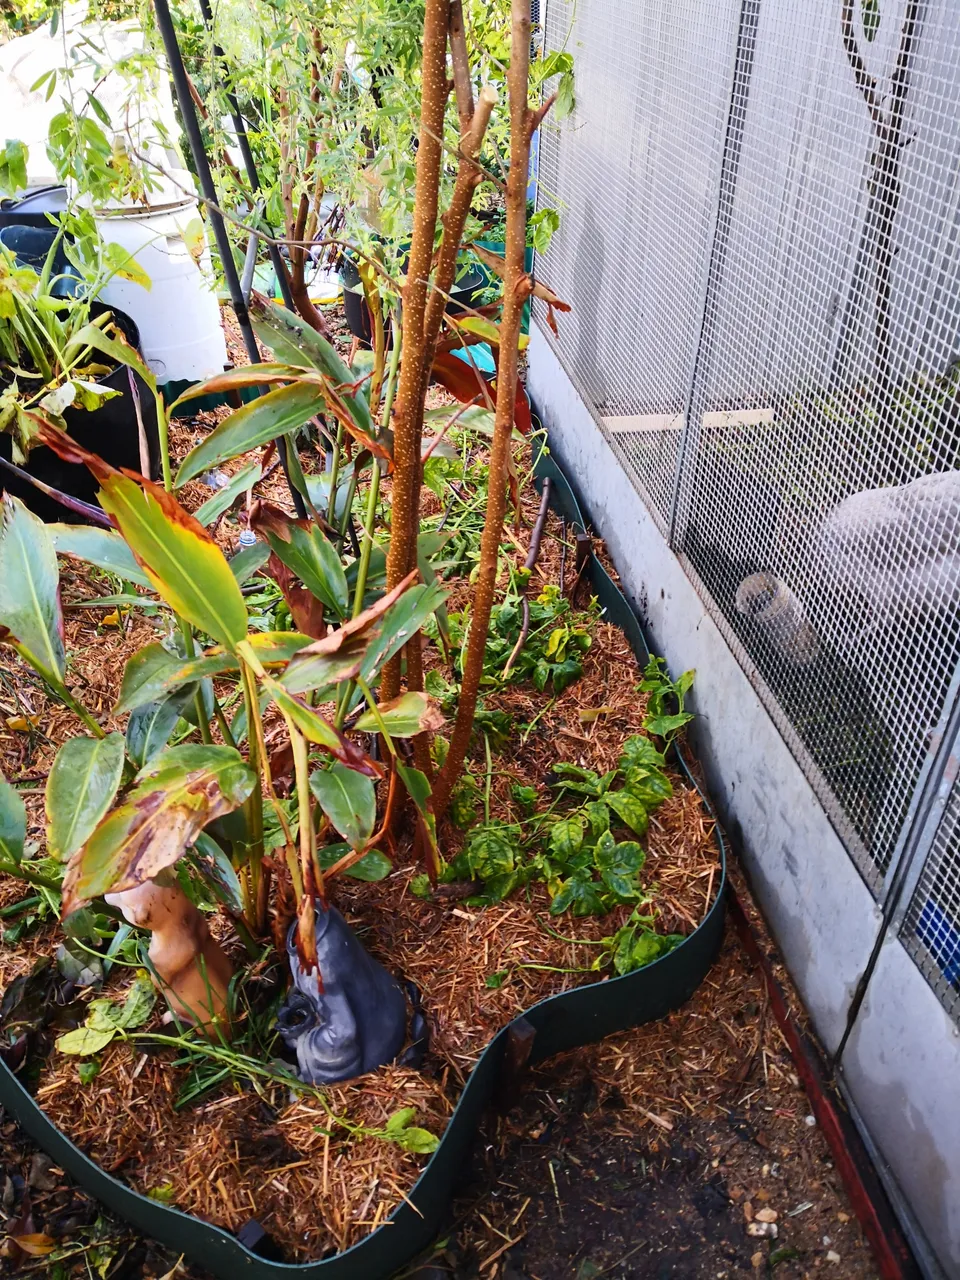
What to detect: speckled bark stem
<box><xmin>434</xmin><ymin>0</ymin><xmax>541</xmax><ymax>819</ymax></box>
<box><xmin>380</xmin><ymin>0</ymin><xmax>451</xmax><ymax>703</ymax></box>
<box><xmin>403</xmin><ymin>86</ymin><xmax>498</xmax><ymax>785</ymax></box>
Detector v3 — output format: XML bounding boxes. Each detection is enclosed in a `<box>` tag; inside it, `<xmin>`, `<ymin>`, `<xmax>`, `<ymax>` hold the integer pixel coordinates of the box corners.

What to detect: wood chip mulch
<box><xmin>0</xmin><ymin>304</ymin><xmax>881</xmax><ymax>1276</ymax></box>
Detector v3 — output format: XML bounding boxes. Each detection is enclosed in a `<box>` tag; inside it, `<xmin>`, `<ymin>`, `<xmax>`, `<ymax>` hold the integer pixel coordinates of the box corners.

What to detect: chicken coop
<box><xmin>529</xmin><ymin>0</ymin><xmax>960</xmax><ymax>1274</ymax></box>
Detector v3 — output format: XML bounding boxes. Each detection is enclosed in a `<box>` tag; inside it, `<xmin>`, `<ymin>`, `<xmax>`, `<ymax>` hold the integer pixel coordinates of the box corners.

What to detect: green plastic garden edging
<box><xmin>0</xmin><ymin>440</ymin><xmax>727</xmax><ymax>1280</ymax></box>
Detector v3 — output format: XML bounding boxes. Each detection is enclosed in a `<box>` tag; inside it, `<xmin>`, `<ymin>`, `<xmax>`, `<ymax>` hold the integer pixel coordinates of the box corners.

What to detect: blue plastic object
<box><xmin>916</xmin><ymin>898</ymin><xmax>960</xmax><ymax>984</ymax></box>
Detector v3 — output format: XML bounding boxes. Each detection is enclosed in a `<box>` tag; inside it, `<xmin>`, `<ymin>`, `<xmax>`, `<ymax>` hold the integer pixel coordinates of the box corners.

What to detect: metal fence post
<box><xmin>667</xmin><ymin>0</ymin><xmax>762</xmax><ymax>550</ymax></box>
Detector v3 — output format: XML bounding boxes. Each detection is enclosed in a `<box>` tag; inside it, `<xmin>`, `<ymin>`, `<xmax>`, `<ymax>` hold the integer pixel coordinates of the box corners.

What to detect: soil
<box><xmin>439</xmin><ymin>901</ymin><xmax>880</xmax><ymax>1280</ymax></box>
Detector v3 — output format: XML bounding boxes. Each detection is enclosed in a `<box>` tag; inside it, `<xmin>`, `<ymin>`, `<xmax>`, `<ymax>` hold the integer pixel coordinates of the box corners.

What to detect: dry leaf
<box><xmin>12</xmin><ymin>1233</ymin><xmax>56</xmax><ymax>1257</ymax></box>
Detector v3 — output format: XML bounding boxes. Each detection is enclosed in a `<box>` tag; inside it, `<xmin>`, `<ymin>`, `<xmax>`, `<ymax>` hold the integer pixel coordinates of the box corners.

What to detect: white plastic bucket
<box><xmin>96</xmin><ymin>198</ymin><xmax>228</xmax><ymax>384</ymax></box>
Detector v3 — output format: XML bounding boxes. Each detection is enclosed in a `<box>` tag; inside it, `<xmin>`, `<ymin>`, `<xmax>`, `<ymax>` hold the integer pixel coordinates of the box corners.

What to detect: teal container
<box><xmin>472</xmin><ymin>239</ymin><xmax>535</xmax><ymax>333</ymax></box>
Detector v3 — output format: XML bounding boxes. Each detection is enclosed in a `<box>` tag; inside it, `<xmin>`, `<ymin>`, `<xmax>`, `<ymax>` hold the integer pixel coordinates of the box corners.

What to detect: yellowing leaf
<box><xmin>103</xmin><ymin>241</ymin><xmax>152</xmax><ymax>289</ymax></box>
<box><xmin>71</xmin><ymin>378</ymin><xmax>122</xmax><ymax>411</ymax></box>
<box><xmin>355</xmin><ymin>691</ymin><xmax>445</xmax><ymax>738</ymax></box>
<box><xmin>61</xmin><ymin>324</ymin><xmax>156</xmax><ymax>395</ymax></box>
<box><xmin>5</xmin><ymin>714</ymin><xmax>40</xmax><ymax>732</ymax></box>
<box><xmin>55</xmin><ymin>1023</ymin><xmax>117</xmax><ymax>1055</ymax></box>
<box><xmin>96</xmin><ymin>474</ymin><xmax>249</xmax><ymax>651</ymax></box>
<box><xmin>450</xmin><ymin>313</ymin><xmax>529</xmax><ymax>352</ymax></box>
<box><xmin>61</xmin><ymin>744</ymin><xmax>256</xmax><ymax>913</ymax></box>
<box><xmin>36</xmin><ymin>422</ymin><xmax>247</xmax><ymax>650</ymax></box>
<box><xmin>12</xmin><ymin>1233</ymin><xmax>56</xmax><ymax>1257</ymax></box>
<box><xmin>181</xmin><ymin>216</ymin><xmax>206</xmax><ymax>268</ymax></box>
<box><xmin>115</xmin><ymin>632</ymin><xmax>310</xmax><ymax>713</ymax></box>
<box><xmin>115</xmin><ymin>969</ymin><xmax>156</xmax><ymax>1028</ymax></box>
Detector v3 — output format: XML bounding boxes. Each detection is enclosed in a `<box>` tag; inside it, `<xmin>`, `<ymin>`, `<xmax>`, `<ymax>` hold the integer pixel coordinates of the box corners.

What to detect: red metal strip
<box><xmin>727</xmin><ymin>886</ymin><xmax>921</xmax><ymax>1280</ymax></box>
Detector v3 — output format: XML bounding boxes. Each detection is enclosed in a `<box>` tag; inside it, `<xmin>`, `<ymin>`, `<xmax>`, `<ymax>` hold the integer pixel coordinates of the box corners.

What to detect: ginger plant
<box><xmin>0</xmin><ymin>332</ymin><xmax>445</xmax><ymax>1033</ymax></box>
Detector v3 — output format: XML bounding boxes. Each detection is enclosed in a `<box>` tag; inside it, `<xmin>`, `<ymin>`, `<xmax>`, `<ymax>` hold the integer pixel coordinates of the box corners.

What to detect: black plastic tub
<box><xmin>0</xmin><ymin>302</ymin><xmax>161</xmax><ymax>522</ymax></box>
<box><xmin>0</xmin><ymin>443</ymin><xmax>727</xmax><ymax>1278</ymax></box>
<box><xmin>340</xmin><ymin>256</ymin><xmax>487</xmax><ymax>346</ymax></box>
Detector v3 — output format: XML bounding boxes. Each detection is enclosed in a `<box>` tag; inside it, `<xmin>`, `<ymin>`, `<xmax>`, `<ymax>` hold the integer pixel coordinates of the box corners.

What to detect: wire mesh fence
<box><xmin>536</xmin><ymin>0</ymin><xmax>743</xmax><ymax>528</ymax></box>
<box><xmin>536</xmin><ymin>0</ymin><xmax>960</xmax><ymax>1015</ymax></box>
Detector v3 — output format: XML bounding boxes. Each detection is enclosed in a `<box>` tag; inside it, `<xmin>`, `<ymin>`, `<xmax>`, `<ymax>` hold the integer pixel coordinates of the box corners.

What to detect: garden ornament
<box><xmin>276</xmin><ymin>907</ymin><xmax>424</xmax><ymax>1085</ymax></box>
<box><xmin>105</xmin><ymin>874</ymin><xmax>233</xmax><ymax>1034</ymax></box>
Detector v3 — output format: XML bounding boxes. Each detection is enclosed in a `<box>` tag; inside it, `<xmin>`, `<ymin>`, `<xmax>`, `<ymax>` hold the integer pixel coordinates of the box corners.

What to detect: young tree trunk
<box><xmin>380</xmin><ymin>0</ymin><xmax>452</xmax><ymax>703</ymax></box>
<box><xmin>434</xmin><ymin>0</ymin><xmax>545</xmax><ymax>818</ymax></box>
<box><xmin>401</xmin><ymin>82</ymin><xmax>499</xmax><ymax>785</ymax></box>
<box><xmin>288</xmin><ymin>193</ymin><xmax>333</xmax><ymax>337</ymax></box>
<box><xmin>421</xmin><ymin>86</ymin><xmax>498</xmax><ymax>388</ymax></box>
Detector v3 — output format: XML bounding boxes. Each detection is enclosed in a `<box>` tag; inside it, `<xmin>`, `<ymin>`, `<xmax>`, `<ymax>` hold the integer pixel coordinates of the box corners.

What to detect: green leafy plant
<box><xmin>0</xmin><ymin>368</ymin><xmax>447</xmax><ymax>1018</ymax></box>
<box><xmin>0</xmin><ymin>218</ymin><xmax>151</xmax><ymax>462</ymax></box>
<box><xmin>0</xmin><ymin>0</ymin><xmax>578</xmax><ymax>1090</ymax></box>
<box><xmin>448</xmin><ymin>583</ymin><xmax>597</xmax><ymax>695</ymax></box>
<box><xmin>639</xmin><ymin>656</ymin><xmax>696</xmax><ymax>740</ymax></box>
<box><xmin>603</xmin><ymin>910</ymin><xmax>685</xmax><ymax>976</ymax></box>
<box><xmin>55</xmin><ymin>969</ymin><xmax>156</xmax><ymax>1056</ymax></box>
<box><xmin>420</xmin><ymin>733</ymin><xmax>678</xmax><ymax>929</ymax></box>
<box><xmin>378</xmin><ymin>1107</ymin><xmax>440</xmax><ymax>1154</ymax></box>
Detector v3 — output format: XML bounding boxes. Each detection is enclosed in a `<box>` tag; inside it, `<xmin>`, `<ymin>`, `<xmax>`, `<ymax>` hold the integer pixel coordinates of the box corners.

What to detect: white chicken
<box><xmin>736</xmin><ymin>470</ymin><xmax>960</xmax><ymax>663</ymax></box>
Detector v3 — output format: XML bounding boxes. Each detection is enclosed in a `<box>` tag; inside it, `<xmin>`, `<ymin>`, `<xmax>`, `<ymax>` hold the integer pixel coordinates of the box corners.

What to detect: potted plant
<box><xmin>0</xmin><ymin>213</ymin><xmax>159</xmax><ymax>520</ymax></box>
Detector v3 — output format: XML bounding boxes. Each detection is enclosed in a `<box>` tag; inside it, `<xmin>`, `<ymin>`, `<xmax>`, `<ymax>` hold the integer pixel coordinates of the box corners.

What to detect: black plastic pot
<box><xmin>0</xmin><ymin>302</ymin><xmax>161</xmax><ymax>523</ymax></box>
<box><xmin>0</xmin><ymin>185</ymin><xmax>78</xmax><ymax>299</ymax></box>
<box><xmin>340</xmin><ymin>257</ymin><xmax>488</xmax><ymax>347</ymax></box>
<box><xmin>0</xmin><ymin>226</ymin><xmax>74</xmax><ymax>287</ymax></box>
<box><xmin>0</xmin><ymin>440</ymin><xmax>727</xmax><ymax>1279</ymax></box>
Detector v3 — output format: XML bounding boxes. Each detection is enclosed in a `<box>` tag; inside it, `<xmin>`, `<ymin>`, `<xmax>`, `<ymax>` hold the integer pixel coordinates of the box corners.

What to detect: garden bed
<box><xmin>0</xmin><ymin>897</ymin><xmax>883</xmax><ymax>1280</ymax></box>
<box><xmin>0</xmin><ymin>402</ymin><xmax>722</xmax><ymax>1265</ymax></box>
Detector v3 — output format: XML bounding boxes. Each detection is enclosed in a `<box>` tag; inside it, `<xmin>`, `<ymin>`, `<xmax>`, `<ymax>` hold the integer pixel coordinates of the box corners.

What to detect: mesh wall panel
<box><xmin>674</xmin><ymin>0</ymin><xmax>960</xmax><ymax>883</ymax></box>
<box><xmin>902</xmin><ymin>779</ymin><xmax>960</xmax><ymax>1022</ymax></box>
<box><xmin>538</xmin><ymin>0</ymin><xmax>960</xmax><ymax>890</ymax></box>
<box><xmin>536</xmin><ymin>0</ymin><xmax>742</xmax><ymax>529</ymax></box>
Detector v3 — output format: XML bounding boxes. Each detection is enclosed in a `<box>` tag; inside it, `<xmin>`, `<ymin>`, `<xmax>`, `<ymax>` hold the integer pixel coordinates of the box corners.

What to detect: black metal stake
<box><xmin>152</xmin><ymin>0</ymin><xmax>307</xmax><ymax>517</ymax></box>
<box><xmin>196</xmin><ymin>0</ymin><xmax>297</xmax><ymax>315</ymax></box>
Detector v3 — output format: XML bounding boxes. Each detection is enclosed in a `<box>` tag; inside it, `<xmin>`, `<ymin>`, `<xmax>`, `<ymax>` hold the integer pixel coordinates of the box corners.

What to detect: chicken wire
<box><xmin>536</xmin><ymin>0</ymin><xmax>960</xmax><ymax>934</ymax></box>
<box><xmin>535</xmin><ymin>0</ymin><xmax>744</xmax><ymax>529</ymax></box>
